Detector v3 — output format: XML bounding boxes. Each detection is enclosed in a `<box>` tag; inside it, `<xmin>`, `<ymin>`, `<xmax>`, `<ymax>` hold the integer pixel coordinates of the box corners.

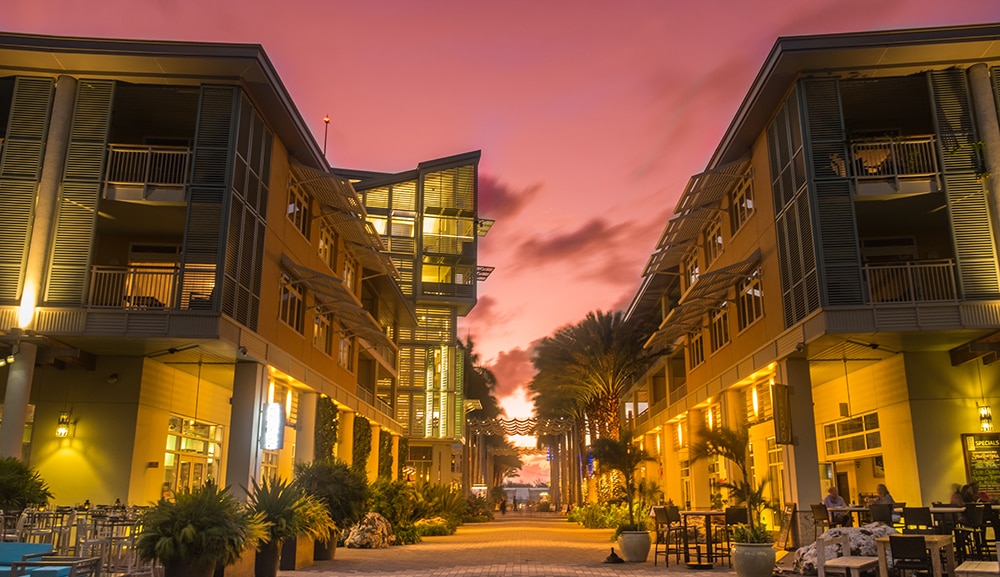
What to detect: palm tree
<box><xmin>689</xmin><ymin>424</ymin><xmax>770</xmax><ymax>528</ymax></box>
<box><xmin>459</xmin><ymin>336</ymin><xmax>502</xmax><ymax>420</ymax></box>
<box><xmin>531</xmin><ymin>310</ymin><xmax>657</xmax><ymax>441</ymax></box>
<box><xmin>591</xmin><ymin>432</ymin><xmax>656</xmax><ymax>529</ymax></box>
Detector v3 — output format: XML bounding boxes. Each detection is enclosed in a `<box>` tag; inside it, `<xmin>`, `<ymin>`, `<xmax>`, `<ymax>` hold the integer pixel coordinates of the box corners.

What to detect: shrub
<box><xmin>567</xmin><ymin>502</ymin><xmax>629</xmax><ymax>529</ymax></box>
<box><xmin>0</xmin><ymin>457</ymin><xmax>52</xmax><ymax>510</ymax></box>
<box><xmin>368</xmin><ymin>479</ymin><xmax>421</xmax><ymax>545</ymax></box>
<box><xmin>414</xmin><ymin>516</ymin><xmax>454</xmax><ymax>536</ymax></box>
<box><xmin>462</xmin><ymin>494</ymin><xmax>493</xmax><ymax>523</ymax></box>
<box><xmin>415</xmin><ymin>484</ymin><xmax>465</xmax><ymax>528</ymax></box>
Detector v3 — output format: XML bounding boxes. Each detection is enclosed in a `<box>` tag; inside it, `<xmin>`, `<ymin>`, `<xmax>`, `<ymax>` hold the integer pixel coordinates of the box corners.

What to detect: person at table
<box><xmin>823</xmin><ymin>486</ymin><xmax>852</xmax><ymax>526</ymax></box>
<box><xmin>875</xmin><ymin>483</ymin><xmax>901</xmax><ymax>523</ymax></box>
<box><xmin>970</xmin><ymin>482</ymin><xmax>991</xmax><ymax>503</ymax></box>
<box><xmin>949</xmin><ymin>483</ymin><xmax>964</xmax><ymax>506</ymax></box>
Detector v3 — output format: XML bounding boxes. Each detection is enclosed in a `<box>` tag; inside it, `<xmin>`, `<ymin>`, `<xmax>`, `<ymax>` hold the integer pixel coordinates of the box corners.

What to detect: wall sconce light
<box><xmin>56</xmin><ymin>410</ymin><xmax>72</xmax><ymax>438</ymax></box>
<box><xmin>979</xmin><ymin>403</ymin><xmax>993</xmax><ymax>432</ymax></box>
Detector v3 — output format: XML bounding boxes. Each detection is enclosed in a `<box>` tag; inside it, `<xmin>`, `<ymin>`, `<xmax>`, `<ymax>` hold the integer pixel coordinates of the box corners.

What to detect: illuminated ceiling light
<box><xmin>677</xmin><ymin>422</ymin><xmax>683</xmax><ymax>446</ymax></box>
<box><xmin>752</xmin><ymin>386</ymin><xmax>760</xmax><ymax>418</ymax></box>
<box><xmin>5</xmin><ymin>354</ymin><xmax>14</xmax><ymax>364</ymax></box>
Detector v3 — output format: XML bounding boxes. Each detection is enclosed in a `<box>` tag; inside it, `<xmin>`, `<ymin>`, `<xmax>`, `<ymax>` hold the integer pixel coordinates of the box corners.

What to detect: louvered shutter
<box><xmin>0</xmin><ymin>77</ymin><xmax>53</xmax><ymax>302</ymax></box>
<box><xmin>932</xmin><ymin>70</ymin><xmax>1000</xmax><ymax>298</ymax></box>
<box><xmin>45</xmin><ymin>80</ymin><xmax>114</xmax><ymax>304</ymax></box>
<box><xmin>801</xmin><ymin>78</ymin><xmax>864</xmax><ymax>306</ymax></box>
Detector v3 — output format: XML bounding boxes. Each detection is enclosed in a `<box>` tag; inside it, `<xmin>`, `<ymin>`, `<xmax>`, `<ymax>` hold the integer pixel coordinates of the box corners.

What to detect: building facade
<box><xmin>339</xmin><ymin>153</ymin><xmax>487</xmax><ymax>489</ymax></box>
<box><xmin>0</xmin><ymin>33</ymin><xmax>482</xmax><ymax>506</ymax></box>
<box><xmin>624</xmin><ymin>24</ymin><xmax>1000</xmax><ymax>542</ymax></box>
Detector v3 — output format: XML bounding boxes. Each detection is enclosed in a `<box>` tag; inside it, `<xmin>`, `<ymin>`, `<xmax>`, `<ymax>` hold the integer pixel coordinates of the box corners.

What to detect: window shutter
<box><xmin>0</xmin><ymin>77</ymin><xmax>53</xmax><ymax>302</ymax></box>
<box><xmin>45</xmin><ymin>79</ymin><xmax>114</xmax><ymax>304</ymax></box>
<box><xmin>932</xmin><ymin>70</ymin><xmax>1000</xmax><ymax>298</ymax></box>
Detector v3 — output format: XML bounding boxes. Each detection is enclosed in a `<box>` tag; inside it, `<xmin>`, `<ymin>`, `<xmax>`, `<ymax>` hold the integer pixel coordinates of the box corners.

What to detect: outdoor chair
<box><xmin>713</xmin><ymin>506</ymin><xmax>748</xmax><ymax>567</ymax></box>
<box><xmin>812</xmin><ymin>503</ymin><xmax>831</xmax><ymax>540</ymax></box>
<box><xmin>888</xmin><ymin>535</ymin><xmax>934</xmax><ymax>577</ymax></box>
<box><xmin>901</xmin><ymin>507</ymin><xmax>935</xmax><ymax>535</ymax></box>
<box><xmin>953</xmin><ymin>504</ymin><xmax>987</xmax><ymax>561</ymax></box>
<box><xmin>869</xmin><ymin>503</ymin><xmax>894</xmax><ymax>525</ymax></box>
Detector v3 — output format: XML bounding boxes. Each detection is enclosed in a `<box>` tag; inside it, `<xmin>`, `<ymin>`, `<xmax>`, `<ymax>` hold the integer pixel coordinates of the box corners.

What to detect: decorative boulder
<box><xmin>792</xmin><ymin>523</ymin><xmax>898</xmax><ymax>575</ymax></box>
<box><xmin>345</xmin><ymin>512</ymin><xmax>395</xmax><ymax>549</ymax></box>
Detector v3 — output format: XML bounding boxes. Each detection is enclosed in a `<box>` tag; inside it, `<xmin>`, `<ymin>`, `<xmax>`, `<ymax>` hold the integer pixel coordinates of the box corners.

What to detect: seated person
<box><xmin>875</xmin><ymin>483</ymin><xmax>901</xmax><ymax>523</ymax></box>
<box><xmin>823</xmin><ymin>486</ymin><xmax>851</xmax><ymax>527</ymax></box>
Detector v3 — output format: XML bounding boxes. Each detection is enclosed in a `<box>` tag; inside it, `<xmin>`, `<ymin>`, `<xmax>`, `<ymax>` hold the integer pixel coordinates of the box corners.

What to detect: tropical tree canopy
<box><xmin>689</xmin><ymin>424</ymin><xmax>771</xmax><ymax>527</ymax></box>
<box><xmin>529</xmin><ymin>310</ymin><xmax>659</xmax><ymax>440</ymax></box>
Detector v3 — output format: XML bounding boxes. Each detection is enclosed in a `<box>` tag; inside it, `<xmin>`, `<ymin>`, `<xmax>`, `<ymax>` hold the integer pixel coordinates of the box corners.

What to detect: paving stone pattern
<box><xmin>280</xmin><ymin>512</ymin><xmax>744</xmax><ymax>577</ymax></box>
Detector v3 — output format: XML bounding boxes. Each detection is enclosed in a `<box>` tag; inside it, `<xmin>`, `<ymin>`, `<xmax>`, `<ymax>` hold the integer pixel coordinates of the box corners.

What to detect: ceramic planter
<box><xmin>164</xmin><ymin>559</ymin><xmax>216</xmax><ymax>577</ymax></box>
<box><xmin>617</xmin><ymin>530</ymin><xmax>652</xmax><ymax>562</ymax></box>
<box><xmin>732</xmin><ymin>542</ymin><xmax>776</xmax><ymax>577</ymax></box>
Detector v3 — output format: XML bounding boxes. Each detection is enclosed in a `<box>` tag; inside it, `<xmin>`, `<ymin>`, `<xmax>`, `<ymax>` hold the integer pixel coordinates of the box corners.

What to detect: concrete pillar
<box><xmin>227</xmin><ymin>361</ymin><xmax>267</xmax><ymax>497</ymax></box>
<box><xmin>390</xmin><ymin>434</ymin><xmax>399</xmax><ymax>481</ymax></box>
<box><xmin>0</xmin><ymin>343</ymin><xmax>38</xmax><ymax>459</ymax></box>
<box><xmin>336</xmin><ymin>407</ymin><xmax>354</xmax><ymax>467</ymax></box>
<box><xmin>296</xmin><ymin>392</ymin><xmax>317</xmax><ymax>465</ymax></box>
<box><xmin>779</xmin><ymin>357</ymin><xmax>822</xmax><ymax>546</ymax></box>
<box><xmin>18</xmin><ymin>75</ymin><xmax>77</xmax><ymax>328</ymax></box>
<box><xmin>367</xmin><ymin>422</ymin><xmax>380</xmax><ymax>482</ymax></box>
<box><xmin>687</xmin><ymin>408</ymin><xmax>710</xmax><ymax>509</ymax></box>
<box><xmin>968</xmin><ymin>63</ymin><xmax>1000</xmax><ymax>256</ymax></box>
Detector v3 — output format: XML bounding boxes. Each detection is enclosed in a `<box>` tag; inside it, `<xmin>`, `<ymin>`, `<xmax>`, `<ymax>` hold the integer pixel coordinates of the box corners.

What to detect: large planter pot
<box><xmin>215</xmin><ymin>545</ymin><xmax>256</xmax><ymax>577</ymax></box>
<box><xmin>280</xmin><ymin>536</ymin><xmax>315</xmax><ymax>570</ymax></box>
<box><xmin>732</xmin><ymin>542</ymin><xmax>776</xmax><ymax>577</ymax></box>
<box><xmin>254</xmin><ymin>542</ymin><xmax>281</xmax><ymax>577</ymax></box>
<box><xmin>617</xmin><ymin>530</ymin><xmax>652</xmax><ymax>563</ymax></box>
<box><xmin>164</xmin><ymin>559</ymin><xmax>216</xmax><ymax>577</ymax></box>
<box><xmin>314</xmin><ymin>533</ymin><xmax>337</xmax><ymax>561</ymax></box>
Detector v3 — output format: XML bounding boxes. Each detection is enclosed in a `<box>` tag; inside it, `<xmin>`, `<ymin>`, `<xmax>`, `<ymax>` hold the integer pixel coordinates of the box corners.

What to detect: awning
<box><xmin>642</xmin><ymin>207</ymin><xmax>714</xmax><ymax>276</ymax></box>
<box><xmin>320</xmin><ymin>211</ymin><xmax>397</xmax><ymax>278</ymax></box>
<box><xmin>280</xmin><ymin>255</ymin><xmax>396</xmax><ymax>352</ymax></box>
<box><xmin>643</xmin><ymin>250</ymin><xmax>761</xmax><ymax>350</ymax></box>
<box><xmin>673</xmin><ymin>157</ymin><xmax>752</xmax><ymax>214</ymax></box>
<box><xmin>289</xmin><ymin>162</ymin><xmax>365</xmax><ymax>216</ymax></box>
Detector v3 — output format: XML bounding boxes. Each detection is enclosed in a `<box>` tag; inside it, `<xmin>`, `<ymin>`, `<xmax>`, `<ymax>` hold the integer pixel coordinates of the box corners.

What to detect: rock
<box><xmin>792</xmin><ymin>523</ymin><xmax>898</xmax><ymax>574</ymax></box>
<box><xmin>345</xmin><ymin>512</ymin><xmax>395</xmax><ymax>549</ymax></box>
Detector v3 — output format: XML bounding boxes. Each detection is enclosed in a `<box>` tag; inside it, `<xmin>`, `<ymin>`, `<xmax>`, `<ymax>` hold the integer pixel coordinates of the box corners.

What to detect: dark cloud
<box><xmin>478</xmin><ymin>174</ymin><xmax>541</xmax><ymax>222</ymax></box>
<box><xmin>488</xmin><ymin>345</ymin><xmax>537</xmax><ymax>399</ymax></box>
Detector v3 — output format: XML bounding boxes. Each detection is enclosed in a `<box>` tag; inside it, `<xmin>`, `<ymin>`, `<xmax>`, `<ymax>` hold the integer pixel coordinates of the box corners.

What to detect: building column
<box><xmin>0</xmin><ymin>75</ymin><xmax>78</xmax><ymax>460</ymax></box>
<box><xmin>778</xmin><ymin>357</ymin><xmax>822</xmax><ymax>545</ymax></box>
<box><xmin>296</xmin><ymin>392</ymin><xmax>317</xmax><ymax>465</ymax></box>
<box><xmin>367</xmin><ymin>422</ymin><xmax>380</xmax><ymax>482</ymax></box>
<box><xmin>227</xmin><ymin>361</ymin><xmax>267</xmax><ymax>497</ymax></box>
<box><xmin>687</xmin><ymin>408</ymin><xmax>710</xmax><ymax>509</ymax></box>
<box><xmin>390</xmin><ymin>434</ymin><xmax>400</xmax><ymax>481</ymax></box>
<box><xmin>968</xmin><ymin>63</ymin><xmax>1000</xmax><ymax>256</ymax></box>
<box><xmin>336</xmin><ymin>406</ymin><xmax>354</xmax><ymax>467</ymax></box>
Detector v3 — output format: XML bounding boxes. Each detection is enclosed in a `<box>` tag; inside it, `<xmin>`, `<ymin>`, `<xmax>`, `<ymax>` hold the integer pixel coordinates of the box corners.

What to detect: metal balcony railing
<box><xmin>863</xmin><ymin>259</ymin><xmax>958</xmax><ymax>303</ymax></box>
<box><xmin>88</xmin><ymin>265</ymin><xmax>216</xmax><ymax>310</ymax></box>
<box><xmin>105</xmin><ymin>145</ymin><xmax>191</xmax><ymax>188</ymax></box>
<box><xmin>848</xmin><ymin>136</ymin><xmax>940</xmax><ymax>180</ymax></box>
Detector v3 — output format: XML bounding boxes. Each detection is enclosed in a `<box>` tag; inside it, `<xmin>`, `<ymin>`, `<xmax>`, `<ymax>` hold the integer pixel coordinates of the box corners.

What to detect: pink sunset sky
<box><xmin>6</xmin><ymin>0</ymin><xmax>1000</xmax><ymax>482</ymax></box>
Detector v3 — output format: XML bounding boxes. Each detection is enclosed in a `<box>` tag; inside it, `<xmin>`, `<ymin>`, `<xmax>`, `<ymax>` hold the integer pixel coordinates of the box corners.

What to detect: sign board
<box><xmin>776</xmin><ymin>503</ymin><xmax>796</xmax><ymax>550</ymax></box>
<box><xmin>962</xmin><ymin>433</ymin><xmax>1000</xmax><ymax>499</ymax></box>
<box><xmin>262</xmin><ymin>402</ymin><xmax>285</xmax><ymax>450</ymax></box>
<box><xmin>772</xmin><ymin>383</ymin><xmax>793</xmax><ymax>445</ymax></box>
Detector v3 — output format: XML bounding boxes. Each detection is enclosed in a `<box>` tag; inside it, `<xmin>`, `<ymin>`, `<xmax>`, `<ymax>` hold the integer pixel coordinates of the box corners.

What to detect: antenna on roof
<box><xmin>323</xmin><ymin>114</ymin><xmax>330</xmax><ymax>157</ymax></box>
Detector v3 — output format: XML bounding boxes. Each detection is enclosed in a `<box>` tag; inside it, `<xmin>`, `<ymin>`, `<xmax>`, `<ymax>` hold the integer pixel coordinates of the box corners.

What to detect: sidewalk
<box><xmin>279</xmin><ymin>512</ymin><xmax>747</xmax><ymax>576</ymax></box>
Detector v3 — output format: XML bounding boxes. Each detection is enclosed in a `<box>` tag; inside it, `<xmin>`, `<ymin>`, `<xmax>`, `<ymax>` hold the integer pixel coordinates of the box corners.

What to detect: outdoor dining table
<box><xmin>955</xmin><ymin>560</ymin><xmax>1000</xmax><ymax>577</ymax></box>
<box><xmin>828</xmin><ymin>506</ymin><xmax>870</xmax><ymax>527</ymax></box>
<box><xmin>875</xmin><ymin>534</ymin><xmax>955</xmax><ymax>577</ymax></box>
<box><xmin>680</xmin><ymin>510</ymin><xmax>726</xmax><ymax>569</ymax></box>
<box><xmin>930</xmin><ymin>506</ymin><xmax>966</xmax><ymax>531</ymax></box>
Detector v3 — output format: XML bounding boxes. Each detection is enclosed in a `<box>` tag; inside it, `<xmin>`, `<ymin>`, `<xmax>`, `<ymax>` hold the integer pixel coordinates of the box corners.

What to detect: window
<box><xmin>313</xmin><ymin>312</ymin><xmax>333</xmax><ymax>355</ymax></box>
<box><xmin>824</xmin><ymin>412</ymin><xmax>881</xmax><ymax>456</ymax></box>
<box><xmin>338</xmin><ymin>327</ymin><xmax>355</xmax><ymax>370</ymax></box>
<box><xmin>688</xmin><ymin>332</ymin><xmax>705</xmax><ymax>369</ymax></box>
<box><xmin>730</xmin><ymin>176</ymin><xmax>754</xmax><ymax>234</ymax></box>
<box><xmin>705</xmin><ymin>219</ymin><xmax>724</xmax><ymax>264</ymax></box>
<box><xmin>343</xmin><ymin>256</ymin><xmax>358</xmax><ymax>294</ymax></box>
<box><xmin>261</xmin><ymin>450</ymin><xmax>279</xmax><ymax>483</ymax></box>
<box><xmin>163</xmin><ymin>416</ymin><xmax>223</xmax><ymax>494</ymax></box>
<box><xmin>279</xmin><ymin>274</ymin><xmax>304</xmax><ymax>333</ymax></box>
<box><xmin>745</xmin><ymin>380</ymin><xmax>774</xmax><ymax>423</ymax></box>
<box><xmin>684</xmin><ymin>255</ymin><xmax>700</xmax><ymax>289</ymax></box>
<box><xmin>737</xmin><ymin>270</ymin><xmax>764</xmax><ymax>330</ymax></box>
<box><xmin>318</xmin><ymin>225</ymin><xmax>337</xmax><ymax>270</ymax></box>
<box><xmin>709</xmin><ymin>304</ymin><xmax>730</xmax><ymax>352</ymax></box>
<box><xmin>287</xmin><ymin>185</ymin><xmax>311</xmax><ymax>239</ymax></box>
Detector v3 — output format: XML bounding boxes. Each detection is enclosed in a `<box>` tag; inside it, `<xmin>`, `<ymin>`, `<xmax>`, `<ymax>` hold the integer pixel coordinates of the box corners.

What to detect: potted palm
<box><xmin>0</xmin><ymin>457</ymin><xmax>53</xmax><ymax>510</ymax></box>
<box><xmin>136</xmin><ymin>482</ymin><xmax>266</xmax><ymax>577</ymax></box>
<box><xmin>591</xmin><ymin>430</ymin><xmax>657</xmax><ymax>562</ymax></box>
<box><xmin>690</xmin><ymin>425</ymin><xmax>775</xmax><ymax>577</ymax></box>
<box><xmin>293</xmin><ymin>458</ymin><xmax>368</xmax><ymax>560</ymax></box>
<box><xmin>247</xmin><ymin>477</ymin><xmax>335</xmax><ymax>577</ymax></box>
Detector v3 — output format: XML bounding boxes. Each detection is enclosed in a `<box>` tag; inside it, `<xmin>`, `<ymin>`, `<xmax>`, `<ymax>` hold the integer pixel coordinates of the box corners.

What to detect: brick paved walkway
<box><xmin>279</xmin><ymin>512</ymin><xmax>751</xmax><ymax>577</ymax></box>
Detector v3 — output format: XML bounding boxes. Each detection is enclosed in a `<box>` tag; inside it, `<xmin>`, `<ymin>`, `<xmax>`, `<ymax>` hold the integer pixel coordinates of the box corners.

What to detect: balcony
<box><xmin>863</xmin><ymin>259</ymin><xmax>957</xmax><ymax>303</ymax></box>
<box><xmin>88</xmin><ymin>265</ymin><xmax>216</xmax><ymax>311</ymax></box>
<box><xmin>832</xmin><ymin>136</ymin><xmax>941</xmax><ymax>199</ymax></box>
<box><xmin>103</xmin><ymin>145</ymin><xmax>191</xmax><ymax>203</ymax></box>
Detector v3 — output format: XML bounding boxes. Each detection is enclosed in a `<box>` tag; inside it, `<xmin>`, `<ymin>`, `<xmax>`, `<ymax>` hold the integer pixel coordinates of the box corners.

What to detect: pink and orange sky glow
<box><xmin>6</xmin><ymin>1</ymin><xmax>1000</xmax><ymax>482</ymax></box>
